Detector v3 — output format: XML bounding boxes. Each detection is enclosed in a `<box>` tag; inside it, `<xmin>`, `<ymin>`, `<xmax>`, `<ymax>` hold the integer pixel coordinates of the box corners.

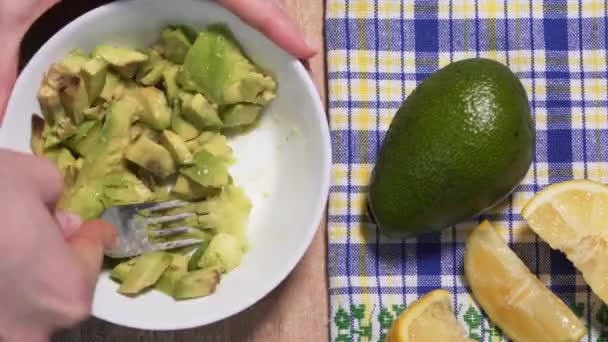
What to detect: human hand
<box><xmin>0</xmin><ymin>0</ymin><xmax>61</xmax><ymax>122</ymax></box>
<box><xmin>0</xmin><ymin>0</ymin><xmax>60</xmax><ymax>35</ymax></box>
<box><xmin>217</xmin><ymin>0</ymin><xmax>317</xmax><ymax>59</ymax></box>
<box><xmin>0</xmin><ymin>149</ymin><xmax>116</xmax><ymax>342</ymax></box>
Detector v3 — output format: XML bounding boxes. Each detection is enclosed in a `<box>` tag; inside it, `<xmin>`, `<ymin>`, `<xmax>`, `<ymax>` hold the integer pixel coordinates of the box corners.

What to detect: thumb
<box><xmin>217</xmin><ymin>0</ymin><xmax>317</xmax><ymax>59</ymax></box>
<box><xmin>68</xmin><ymin>220</ymin><xmax>117</xmax><ymax>288</ymax></box>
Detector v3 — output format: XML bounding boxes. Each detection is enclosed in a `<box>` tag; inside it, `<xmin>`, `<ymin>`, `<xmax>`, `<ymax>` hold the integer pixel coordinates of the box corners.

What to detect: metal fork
<box><xmin>101</xmin><ymin>200</ymin><xmax>201</xmax><ymax>258</ymax></box>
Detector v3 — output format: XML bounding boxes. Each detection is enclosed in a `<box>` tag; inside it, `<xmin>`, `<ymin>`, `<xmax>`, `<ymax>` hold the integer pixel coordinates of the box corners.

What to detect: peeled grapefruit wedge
<box><xmin>464</xmin><ymin>221</ymin><xmax>586</xmax><ymax>342</ymax></box>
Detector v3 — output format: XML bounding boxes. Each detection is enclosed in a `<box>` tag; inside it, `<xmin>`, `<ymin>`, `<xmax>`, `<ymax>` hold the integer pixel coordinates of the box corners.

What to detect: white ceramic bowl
<box><xmin>0</xmin><ymin>0</ymin><xmax>330</xmax><ymax>331</ymax></box>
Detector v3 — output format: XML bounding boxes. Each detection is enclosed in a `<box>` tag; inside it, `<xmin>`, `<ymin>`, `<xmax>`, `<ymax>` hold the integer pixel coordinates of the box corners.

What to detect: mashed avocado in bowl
<box><xmin>30</xmin><ymin>23</ymin><xmax>277</xmax><ymax>301</ymax></box>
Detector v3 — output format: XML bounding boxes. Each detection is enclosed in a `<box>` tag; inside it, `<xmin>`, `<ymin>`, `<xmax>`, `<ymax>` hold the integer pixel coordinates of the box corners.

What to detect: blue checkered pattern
<box><xmin>326</xmin><ymin>1</ymin><xmax>608</xmax><ymax>341</ymax></box>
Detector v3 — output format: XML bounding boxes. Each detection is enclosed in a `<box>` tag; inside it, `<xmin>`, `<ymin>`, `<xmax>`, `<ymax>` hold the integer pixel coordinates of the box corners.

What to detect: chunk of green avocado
<box><xmin>136</xmin><ymin>50</ymin><xmax>169</xmax><ymax>86</ymax></box>
<box><xmin>172</xmin><ymin>268</ymin><xmax>220</xmax><ymax>300</ymax></box>
<box><xmin>125</xmin><ymin>135</ymin><xmax>177</xmax><ymax>178</ymax></box>
<box><xmin>65</xmin><ymin>121</ymin><xmax>102</xmax><ymax>157</ymax></box>
<box><xmin>197</xmin><ymin>232</ymin><xmax>244</xmax><ymax>272</ymax></box>
<box><xmin>154</xmin><ymin>254</ymin><xmax>188</xmax><ymax>296</ymax></box>
<box><xmin>39</xmin><ymin>114</ymin><xmax>77</xmax><ymax>148</ymax></box>
<box><xmin>46</xmin><ymin>148</ymin><xmax>78</xmax><ymax>178</ymax></box>
<box><xmin>110</xmin><ymin>258</ymin><xmax>137</xmax><ymax>283</ymax></box>
<box><xmin>57</xmin><ymin>94</ymin><xmax>141</xmax><ymax>219</ymax></box>
<box><xmin>100</xmin><ymin>172</ymin><xmax>153</xmax><ymax>207</ymax></box>
<box><xmin>172</xmin><ymin>174</ymin><xmax>216</xmax><ymax>200</ymax></box>
<box><xmin>160</xmin><ymin>130</ymin><xmax>193</xmax><ymax>164</ymax></box>
<box><xmin>57</xmin><ymin>49</ymin><xmax>90</xmax><ymax>75</ymax></box>
<box><xmin>181</xmin><ymin>93</ymin><xmax>222</xmax><ymax>129</ymax></box>
<box><xmin>37</xmin><ymin>84</ymin><xmax>68</xmax><ymax>126</ymax></box>
<box><xmin>80</xmin><ymin>57</ymin><xmax>108</xmax><ymax>103</ymax></box>
<box><xmin>195</xmin><ymin>185</ymin><xmax>252</xmax><ymax>240</ymax></box>
<box><xmin>57</xmin><ymin>74</ymin><xmax>89</xmax><ymax>124</ymax></box>
<box><xmin>134</xmin><ymin>87</ymin><xmax>171</xmax><ymax>130</ymax></box>
<box><xmin>30</xmin><ymin>116</ymin><xmax>45</xmax><ymax>157</ymax></box>
<box><xmin>180</xmin><ymin>149</ymin><xmax>229</xmax><ymax>187</ymax></box>
<box><xmin>99</xmin><ymin>72</ymin><xmax>125</xmax><ymax>102</ymax></box>
<box><xmin>167</xmin><ymin>24</ymin><xmax>198</xmax><ymax>43</ymax></box>
<box><xmin>129</xmin><ymin>122</ymin><xmax>161</xmax><ymax>142</ymax></box>
<box><xmin>221</xmin><ymin>103</ymin><xmax>263</xmax><ymax>128</ymax></box>
<box><xmin>170</xmin><ymin>99</ymin><xmax>200</xmax><ymax>141</ymax></box>
<box><xmin>82</xmin><ymin>105</ymin><xmax>104</xmax><ymax>121</ymax></box>
<box><xmin>93</xmin><ymin>45</ymin><xmax>149</xmax><ymax>78</ymax></box>
<box><xmin>186</xmin><ymin>132</ymin><xmax>233</xmax><ymax>162</ymax></box>
<box><xmin>162</xmin><ymin>65</ymin><xmax>180</xmax><ymax>101</ymax></box>
<box><xmin>118</xmin><ymin>251</ymin><xmax>173</xmax><ymax>295</ymax></box>
<box><xmin>187</xmin><ymin>240</ymin><xmax>210</xmax><ymax>271</ymax></box>
<box><xmin>160</xmin><ymin>27</ymin><xmax>192</xmax><ymax>64</ymax></box>
<box><xmin>179</xmin><ymin>24</ymin><xmax>277</xmax><ymax>106</ymax></box>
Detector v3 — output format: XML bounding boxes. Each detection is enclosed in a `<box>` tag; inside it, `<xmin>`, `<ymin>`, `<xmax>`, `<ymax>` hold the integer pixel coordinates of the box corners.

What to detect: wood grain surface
<box><xmin>17</xmin><ymin>0</ymin><xmax>329</xmax><ymax>341</ymax></box>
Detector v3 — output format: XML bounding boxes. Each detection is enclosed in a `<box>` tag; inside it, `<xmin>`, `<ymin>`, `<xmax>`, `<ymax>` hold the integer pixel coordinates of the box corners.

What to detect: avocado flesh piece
<box><xmin>368</xmin><ymin>58</ymin><xmax>535</xmax><ymax>237</ymax></box>
<box><xmin>99</xmin><ymin>72</ymin><xmax>125</xmax><ymax>102</ymax></box>
<box><xmin>162</xmin><ymin>65</ymin><xmax>180</xmax><ymax>101</ymax></box>
<box><xmin>160</xmin><ymin>28</ymin><xmax>192</xmax><ymax>64</ymax></box>
<box><xmin>180</xmin><ymin>150</ymin><xmax>229</xmax><ymax>187</ymax></box>
<box><xmin>197</xmin><ymin>232</ymin><xmax>244</xmax><ymax>272</ymax></box>
<box><xmin>110</xmin><ymin>259</ymin><xmax>137</xmax><ymax>283</ymax></box>
<box><xmin>64</xmin><ymin>120</ymin><xmax>96</xmax><ymax>153</ymax></box>
<box><xmin>30</xmin><ymin>116</ymin><xmax>45</xmax><ymax>156</ymax></box>
<box><xmin>57</xmin><ymin>94</ymin><xmax>140</xmax><ymax>220</ymax></box>
<box><xmin>149</xmin><ymin>177</ymin><xmax>176</xmax><ymax>202</ymax></box>
<box><xmin>65</xmin><ymin>121</ymin><xmax>102</xmax><ymax>157</ymax></box>
<box><xmin>58</xmin><ymin>74</ymin><xmax>89</xmax><ymax>124</ymax></box>
<box><xmin>93</xmin><ymin>45</ymin><xmax>149</xmax><ymax>79</ymax></box>
<box><xmin>44</xmin><ymin>51</ymin><xmax>91</xmax><ymax>124</ymax></box>
<box><xmin>57</xmin><ymin>49</ymin><xmax>90</xmax><ymax>75</ymax></box>
<box><xmin>135</xmin><ymin>87</ymin><xmax>171</xmax><ymax>130</ymax></box>
<box><xmin>36</xmin><ymin>86</ymin><xmax>77</xmax><ymax>146</ymax></box>
<box><xmin>221</xmin><ymin>103</ymin><xmax>262</xmax><ymax>128</ymax></box>
<box><xmin>167</xmin><ymin>24</ymin><xmax>198</xmax><ymax>43</ymax></box>
<box><xmin>136</xmin><ymin>50</ymin><xmax>169</xmax><ymax>86</ymax></box>
<box><xmin>172</xmin><ymin>174</ymin><xmax>216</xmax><ymax>200</ymax></box>
<box><xmin>80</xmin><ymin>57</ymin><xmax>108</xmax><ymax>103</ymax></box>
<box><xmin>170</xmin><ymin>99</ymin><xmax>200</xmax><ymax>140</ymax></box>
<box><xmin>181</xmin><ymin>93</ymin><xmax>222</xmax><ymax>129</ymax></box>
<box><xmin>154</xmin><ymin>254</ymin><xmax>188</xmax><ymax>296</ymax></box>
<box><xmin>37</xmin><ymin>84</ymin><xmax>66</xmax><ymax>125</ymax></box>
<box><xmin>179</xmin><ymin>24</ymin><xmax>277</xmax><ymax>106</ymax></box>
<box><xmin>129</xmin><ymin>122</ymin><xmax>161</xmax><ymax>143</ymax></box>
<box><xmin>196</xmin><ymin>185</ymin><xmax>252</xmax><ymax>241</ymax></box>
<box><xmin>172</xmin><ymin>268</ymin><xmax>219</xmax><ymax>300</ymax></box>
<box><xmin>187</xmin><ymin>240</ymin><xmax>211</xmax><ymax>271</ymax></box>
<box><xmin>44</xmin><ymin>148</ymin><xmax>77</xmax><ymax>178</ymax></box>
<box><xmin>125</xmin><ymin>135</ymin><xmax>177</xmax><ymax>178</ymax></box>
<box><xmin>82</xmin><ymin>105</ymin><xmax>104</xmax><ymax>121</ymax></box>
<box><xmin>100</xmin><ymin>172</ymin><xmax>153</xmax><ymax>207</ymax></box>
<box><xmin>118</xmin><ymin>251</ymin><xmax>173</xmax><ymax>295</ymax></box>
<box><xmin>160</xmin><ymin>130</ymin><xmax>193</xmax><ymax>164</ymax></box>
<box><xmin>187</xmin><ymin>132</ymin><xmax>233</xmax><ymax>163</ymax></box>
<box><xmin>42</xmin><ymin>118</ymin><xmax>77</xmax><ymax>149</ymax></box>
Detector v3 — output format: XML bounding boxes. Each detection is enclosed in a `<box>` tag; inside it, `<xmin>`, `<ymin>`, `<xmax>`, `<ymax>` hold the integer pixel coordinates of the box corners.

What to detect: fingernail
<box><xmin>304</xmin><ymin>35</ymin><xmax>316</xmax><ymax>51</ymax></box>
<box><xmin>55</xmin><ymin>211</ymin><xmax>83</xmax><ymax>238</ymax></box>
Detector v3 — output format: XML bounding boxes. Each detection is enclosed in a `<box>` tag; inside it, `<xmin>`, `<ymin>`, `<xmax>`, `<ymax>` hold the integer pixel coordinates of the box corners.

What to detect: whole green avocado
<box><xmin>368</xmin><ymin>58</ymin><xmax>535</xmax><ymax>238</ymax></box>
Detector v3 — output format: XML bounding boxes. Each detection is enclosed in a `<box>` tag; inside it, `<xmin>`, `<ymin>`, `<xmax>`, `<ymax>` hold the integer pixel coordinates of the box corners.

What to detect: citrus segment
<box><xmin>385</xmin><ymin>289</ymin><xmax>472</xmax><ymax>342</ymax></box>
<box><xmin>522</xmin><ymin>179</ymin><xmax>608</xmax><ymax>304</ymax></box>
<box><xmin>464</xmin><ymin>221</ymin><xmax>586</xmax><ymax>342</ymax></box>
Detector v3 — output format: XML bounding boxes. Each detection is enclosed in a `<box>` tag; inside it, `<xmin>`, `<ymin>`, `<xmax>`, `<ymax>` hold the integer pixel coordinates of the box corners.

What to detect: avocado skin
<box><xmin>368</xmin><ymin>58</ymin><xmax>535</xmax><ymax>238</ymax></box>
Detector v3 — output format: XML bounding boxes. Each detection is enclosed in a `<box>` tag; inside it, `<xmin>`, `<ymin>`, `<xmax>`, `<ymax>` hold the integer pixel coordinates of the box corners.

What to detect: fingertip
<box><xmin>68</xmin><ymin>220</ymin><xmax>117</xmax><ymax>287</ymax></box>
<box><xmin>297</xmin><ymin>43</ymin><xmax>318</xmax><ymax>60</ymax></box>
<box><xmin>87</xmin><ymin>220</ymin><xmax>118</xmax><ymax>249</ymax></box>
<box><xmin>71</xmin><ymin>220</ymin><xmax>117</xmax><ymax>250</ymax></box>
<box><xmin>55</xmin><ymin>211</ymin><xmax>83</xmax><ymax>237</ymax></box>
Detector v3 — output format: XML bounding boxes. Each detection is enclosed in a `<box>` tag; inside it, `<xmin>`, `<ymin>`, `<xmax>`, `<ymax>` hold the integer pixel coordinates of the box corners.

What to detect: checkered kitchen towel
<box><xmin>325</xmin><ymin>1</ymin><xmax>608</xmax><ymax>341</ymax></box>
